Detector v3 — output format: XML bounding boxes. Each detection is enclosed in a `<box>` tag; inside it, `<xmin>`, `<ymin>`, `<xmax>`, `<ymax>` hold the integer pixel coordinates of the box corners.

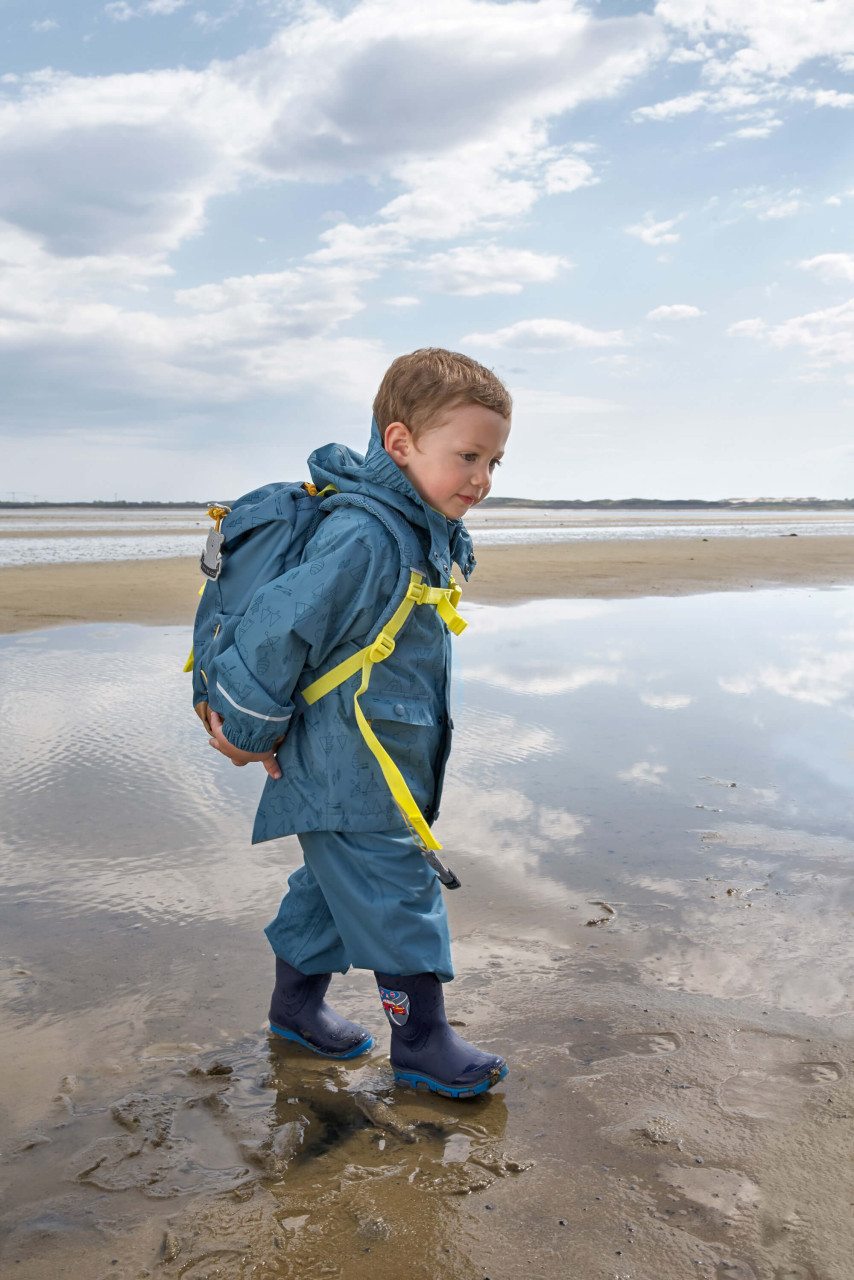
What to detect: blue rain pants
<box><xmin>264</xmin><ymin>827</ymin><xmax>454</xmax><ymax>983</ymax></box>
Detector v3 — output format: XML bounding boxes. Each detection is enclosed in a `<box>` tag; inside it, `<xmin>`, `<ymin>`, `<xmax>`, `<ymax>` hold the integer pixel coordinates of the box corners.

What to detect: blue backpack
<box><xmin>184</xmin><ymin>481</ymin><xmax>467</xmax><ymax>873</ymax></box>
<box><xmin>184</xmin><ymin>482</ymin><xmax>337</xmax><ymax>713</ymax></box>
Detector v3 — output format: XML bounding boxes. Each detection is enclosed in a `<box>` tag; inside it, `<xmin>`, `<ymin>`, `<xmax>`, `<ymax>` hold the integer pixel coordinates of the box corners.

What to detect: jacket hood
<box><xmin>307</xmin><ymin>415</ymin><xmax>476</xmax><ymax>580</ymax></box>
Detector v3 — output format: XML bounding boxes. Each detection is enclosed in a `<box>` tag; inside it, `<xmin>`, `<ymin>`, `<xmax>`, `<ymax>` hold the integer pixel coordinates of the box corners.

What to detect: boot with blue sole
<box><xmin>375</xmin><ymin>971</ymin><xmax>508</xmax><ymax>1099</ymax></box>
<box><xmin>268</xmin><ymin>957</ymin><xmax>373</xmax><ymax>1060</ymax></box>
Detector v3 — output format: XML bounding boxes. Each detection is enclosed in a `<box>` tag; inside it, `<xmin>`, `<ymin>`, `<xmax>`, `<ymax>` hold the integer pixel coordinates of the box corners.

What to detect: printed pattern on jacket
<box><xmin>205</xmin><ymin>415</ymin><xmax>475</xmax><ymax>842</ymax></box>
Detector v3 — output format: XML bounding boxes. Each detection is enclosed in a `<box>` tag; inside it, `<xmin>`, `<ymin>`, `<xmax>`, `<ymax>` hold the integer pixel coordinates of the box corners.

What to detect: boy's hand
<box><xmin>207</xmin><ymin>710</ymin><xmax>283</xmax><ymax>780</ymax></box>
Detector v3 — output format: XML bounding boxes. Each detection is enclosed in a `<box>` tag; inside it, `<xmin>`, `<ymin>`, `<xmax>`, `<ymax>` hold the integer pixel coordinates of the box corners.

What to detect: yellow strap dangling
<box><xmin>301</xmin><ymin>569</ymin><xmax>467</xmax><ymax>851</ymax></box>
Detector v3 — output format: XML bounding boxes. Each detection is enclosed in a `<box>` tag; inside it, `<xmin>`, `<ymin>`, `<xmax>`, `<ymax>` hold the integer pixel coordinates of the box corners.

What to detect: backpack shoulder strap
<box><xmin>301</xmin><ymin>494</ymin><xmax>466</xmax><ymax>854</ymax></box>
<box><xmin>316</xmin><ymin>491</ymin><xmax>428</xmax><ymax>633</ymax></box>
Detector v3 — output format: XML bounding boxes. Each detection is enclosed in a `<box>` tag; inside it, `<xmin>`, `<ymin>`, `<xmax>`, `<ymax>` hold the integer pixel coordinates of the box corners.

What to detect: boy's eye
<box><xmin>460</xmin><ymin>453</ymin><xmax>502</xmax><ymax>467</ymax></box>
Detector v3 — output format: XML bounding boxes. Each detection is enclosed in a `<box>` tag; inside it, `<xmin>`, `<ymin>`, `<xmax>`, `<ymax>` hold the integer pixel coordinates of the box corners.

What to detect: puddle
<box><xmin>2</xmin><ymin>1032</ymin><xmax>519</xmax><ymax>1278</ymax></box>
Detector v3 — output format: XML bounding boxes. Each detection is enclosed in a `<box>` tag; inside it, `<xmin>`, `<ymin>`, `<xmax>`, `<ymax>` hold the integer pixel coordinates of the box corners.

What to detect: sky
<box><xmin>1</xmin><ymin>0</ymin><xmax>853</xmax><ymax>502</ymax></box>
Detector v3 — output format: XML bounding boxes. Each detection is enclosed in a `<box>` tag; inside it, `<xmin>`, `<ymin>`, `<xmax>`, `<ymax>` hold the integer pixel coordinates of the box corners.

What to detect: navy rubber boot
<box><xmin>268</xmin><ymin>958</ymin><xmax>373</xmax><ymax>1060</ymax></box>
<box><xmin>375</xmin><ymin>972</ymin><xmax>508</xmax><ymax>1099</ymax></box>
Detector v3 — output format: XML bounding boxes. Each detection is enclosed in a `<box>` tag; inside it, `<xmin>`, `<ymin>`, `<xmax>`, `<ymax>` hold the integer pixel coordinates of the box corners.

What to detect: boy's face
<box><xmin>384</xmin><ymin>402</ymin><xmax>511</xmax><ymax>521</ymax></box>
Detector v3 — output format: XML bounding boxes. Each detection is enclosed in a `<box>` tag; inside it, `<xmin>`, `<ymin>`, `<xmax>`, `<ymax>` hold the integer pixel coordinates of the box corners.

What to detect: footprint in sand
<box><xmin>718</xmin><ymin>1062</ymin><xmax>844</xmax><ymax>1120</ymax></box>
<box><xmin>787</xmin><ymin>1062</ymin><xmax>843</xmax><ymax>1086</ymax></box>
<box><xmin>0</xmin><ymin>957</ymin><xmax>37</xmax><ymax>1005</ymax></box>
<box><xmin>774</xmin><ymin>1267</ymin><xmax>818</xmax><ymax>1280</ymax></box>
<box><xmin>567</xmin><ymin>1030</ymin><xmax>681</xmax><ymax>1064</ymax></box>
<box><xmin>717</xmin><ymin>1263</ymin><xmax>757</xmax><ymax>1280</ymax></box>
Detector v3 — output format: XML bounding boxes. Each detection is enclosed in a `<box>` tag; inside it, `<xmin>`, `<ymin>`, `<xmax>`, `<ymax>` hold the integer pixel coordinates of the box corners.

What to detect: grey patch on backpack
<box><xmin>201</xmin><ymin>529</ymin><xmax>225</xmax><ymax>579</ymax></box>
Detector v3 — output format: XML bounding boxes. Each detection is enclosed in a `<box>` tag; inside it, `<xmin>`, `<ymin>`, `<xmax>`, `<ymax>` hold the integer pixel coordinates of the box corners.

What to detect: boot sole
<box><xmin>269</xmin><ymin>1022</ymin><xmax>374</xmax><ymax>1060</ymax></box>
<box><xmin>393</xmin><ymin>1062</ymin><xmax>508</xmax><ymax>1099</ymax></box>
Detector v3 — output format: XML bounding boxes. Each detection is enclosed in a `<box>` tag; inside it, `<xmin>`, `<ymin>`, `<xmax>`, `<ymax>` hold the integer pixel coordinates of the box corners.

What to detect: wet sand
<box><xmin>2</xmin><ymin>571</ymin><xmax>854</xmax><ymax>1278</ymax></box>
<box><xmin>5</xmin><ymin>942</ymin><xmax>851</xmax><ymax>1280</ymax></box>
<box><xmin>1</xmin><ymin>532</ymin><xmax>853</xmax><ymax>633</ymax></box>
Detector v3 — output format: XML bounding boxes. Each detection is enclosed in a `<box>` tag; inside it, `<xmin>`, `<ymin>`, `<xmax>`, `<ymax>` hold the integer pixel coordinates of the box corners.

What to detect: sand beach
<box><xmin>1</xmin><ymin>527</ymin><xmax>852</xmax><ymax>633</ymax></box>
<box><xmin>1</xmin><ymin>515</ymin><xmax>853</xmax><ymax>1280</ymax></box>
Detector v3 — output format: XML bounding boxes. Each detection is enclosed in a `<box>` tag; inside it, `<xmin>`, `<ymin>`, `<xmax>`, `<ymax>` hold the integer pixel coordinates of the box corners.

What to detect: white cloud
<box><xmin>464</xmin><ymin>663</ymin><xmax>624</xmax><ymax>696</ymax></box>
<box><xmin>2</xmin><ymin>1</ymin><xmax>662</xmax><ymax>269</ymax></box>
<box><xmin>655</xmin><ymin>0</ymin><xmax>854</xmax><ymax>82</ymax></box>
<box><xmin>626</xmin><ymin>212</ymin><xmax>684</xmax><ymax>246</ymax></box>
<box><xmin>31</xmin><ymin>18</ymin><xmax>59</xmax><ymax>32</ymax></box>
<box><xmin>727</xmin><ymin>318</ymin><xmax>766</xmax><ymax>338</ymax></box>
<box><xmin>383</xmin><ymin>295</ymin><xmax>420</xmax><ymax>307</ymax></box>
<box><xmin>0</xmin><ymin>66</ymin><xmax>249</xmax><ymax>257</ymax></box>
<box><xmin>105</xmin><ymin>0</ymin><xmax>187</xmax><ymax>17</ymax></box>
<box><xmin>292</xmin><ymin>1</ymin><xmax>663</xmax><ymax>263</ymax></box>
<box><xmin>742</xmin><ymin>189</ymin><xmax>805</xmax><ymax>220</ymax></box>
<box><xmin>790</xmin><ymin>87</ymin><xmax>854</xmax><ymax>110</ymax></box>
<box><xmin>799</xmin><ymin>253</ymin><xmax>854</xmax><ymax>284</ymax></box>
<box><xmin>542</xmin><ymin>150</ymin><xmax>600</xmax><ymax>194</ymax></box>
<box><xmin>668</xmin><ymin>42</ymin><xmax>712</xmax><ymax>64</ymax></box>
<box><xmin>729</xmin><ymin>299</ymin><xmax>854</xmax><ymax>372</ymax></box>
<box><xmin>461</xmin><ymin>317</ymin><xmax>627</xmax><ymax>351</ymax></box>
<box><xmin>639</xmin><ymin>9</ymin><xmax>854</xmax><ymax>138</ymax></box>
<box><xmin>418</xmin><ymin>243</ymin><xmax>570</xmax><ymax>296</ymax></box>
<box><xmin>633</xmin><ymin>91</ymin><xmax>710</xmax><ymax>121</ymax></box>
<box><xmin>730</xmin><ymin>119</ymin><xmax>781</xmax><ymax>139</ymax></box>
<box><xmin>646</xmin><ymin>303</ymin><xmax>704</xmax><ymax>320</ymax></box>
<box><xmin>0</xmin><ymin>0</ymin><xmax>665</xmax><ymax>420</ymax></box>
<box><xmin>718</xmin><ymin>675</ymin><xmax>754</xmax><ymax>695</ymax></box>
<box><xmin>618</xmin><ymin>761</ymin><xmax>668</xmax><ymax>785</ymax></box>
<box><xmin>0</xmin><ymin>222</ymin><xmax>387</xmax><ymax>417</ymax></box>
<box><xmin>725</xmin><ymin>650</ymin><xmax>854</xmax><ymax>707</ymax></box>
<box><xmin>639</xmin><ymin>692</ymin><xmax>694</xmax><ymax>708</ymax></box>
<box><xmin>192</xmin><ymin>5</ymin><xmax>246</xmax><ymax>31</ymax></box>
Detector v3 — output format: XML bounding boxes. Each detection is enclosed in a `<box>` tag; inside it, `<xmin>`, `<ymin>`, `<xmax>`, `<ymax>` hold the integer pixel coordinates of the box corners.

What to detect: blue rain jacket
<box><xmin>205</xmin><ymin>416</ymin><xmax>476</xmax><ymax>842</ymax></box>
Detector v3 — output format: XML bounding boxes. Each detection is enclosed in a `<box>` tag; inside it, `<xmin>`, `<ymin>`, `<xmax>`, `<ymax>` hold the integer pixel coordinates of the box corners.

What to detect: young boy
<box><xmin>204</xmin><ymin>348</ymin><xmax>512</xmax><ymax>1098</ymax></box>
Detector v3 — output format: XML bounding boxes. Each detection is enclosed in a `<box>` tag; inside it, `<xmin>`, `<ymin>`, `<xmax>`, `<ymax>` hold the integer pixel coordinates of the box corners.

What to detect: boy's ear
<box><xmin>384</xmin><ymin>420</ymin><xmax>411</xmax><ymax>464</ymax></box>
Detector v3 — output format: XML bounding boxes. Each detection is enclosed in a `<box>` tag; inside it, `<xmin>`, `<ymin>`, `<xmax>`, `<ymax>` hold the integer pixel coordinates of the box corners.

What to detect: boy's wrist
<box><xmin>219</xmin><ymin>719</ymin><xmax>281</xmax><ymax>756</ymax></box>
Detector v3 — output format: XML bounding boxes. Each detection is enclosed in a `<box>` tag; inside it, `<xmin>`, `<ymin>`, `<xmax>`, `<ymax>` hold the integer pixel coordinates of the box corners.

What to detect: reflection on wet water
<box><xmin>2</xmin><ymin>587</ymin><xmax>854</xmax><ymax>1278</ymax></box>
<box><xmin>1</xmin><ymin>590</ymin><xmax>853</xmax><ymax>1004</ymax></box>
<box><xmin>443</xmin><ymin>588</ymin><xmax>854</xmax><ymax>1018</ymax></box>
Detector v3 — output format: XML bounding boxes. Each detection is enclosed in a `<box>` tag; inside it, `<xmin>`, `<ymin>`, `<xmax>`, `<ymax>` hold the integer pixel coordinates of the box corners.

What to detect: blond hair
<box><xmin>373</xmin><ymin>347</ymin><xmax>512</xmax><ymax>442</ymax></box>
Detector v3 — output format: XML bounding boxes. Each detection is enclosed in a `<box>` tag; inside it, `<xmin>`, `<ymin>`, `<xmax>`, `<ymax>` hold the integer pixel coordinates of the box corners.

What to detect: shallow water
<box><xmin>3</xmin><ymin>505</ymin><xmax>853</xmax><ymax>565</ymax></box>
<box><xmin>1</xmin><ymin>588</ymin><xmax>852</xmax><ymax>1278</ymax></box>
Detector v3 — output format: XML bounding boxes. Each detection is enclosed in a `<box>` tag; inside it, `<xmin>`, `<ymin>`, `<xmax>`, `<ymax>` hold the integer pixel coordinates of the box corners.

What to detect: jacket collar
<box><xmin>308</xmin><ymin>415</ymin><xmax>477</xmax><ymax>581</ymax></box>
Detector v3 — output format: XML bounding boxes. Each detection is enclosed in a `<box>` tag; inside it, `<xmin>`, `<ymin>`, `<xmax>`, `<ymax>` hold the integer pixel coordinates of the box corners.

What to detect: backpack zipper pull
<box><xmin>201</xmin><ymin>503</ymin><xmax>231</xmax><ymax>580</ymax></box>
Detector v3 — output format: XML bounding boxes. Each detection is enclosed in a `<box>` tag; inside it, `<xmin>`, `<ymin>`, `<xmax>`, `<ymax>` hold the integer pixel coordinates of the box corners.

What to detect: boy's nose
<box><xmin>470</xmin><ymin>462</ymin><xmax>491</xmax><ymax>491</ymax></box>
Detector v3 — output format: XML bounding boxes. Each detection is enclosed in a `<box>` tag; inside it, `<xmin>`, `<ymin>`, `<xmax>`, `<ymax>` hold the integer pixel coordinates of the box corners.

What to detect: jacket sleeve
<box><xmin>206</xmin><ymin>508</ymin><xmax>399</xmax><ymax>753</ymax></box>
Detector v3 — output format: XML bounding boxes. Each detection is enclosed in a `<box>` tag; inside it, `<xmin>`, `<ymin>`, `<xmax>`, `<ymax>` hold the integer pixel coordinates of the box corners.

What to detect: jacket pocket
<box><xmin>358</xmin><ymin>692</ymin><xmax>435</xmax><ymax>726</ymax></box>
<box><xmin>357</xmin><ymin>692</ymin><xmax>451</xmax><ymax>825</ymax></box>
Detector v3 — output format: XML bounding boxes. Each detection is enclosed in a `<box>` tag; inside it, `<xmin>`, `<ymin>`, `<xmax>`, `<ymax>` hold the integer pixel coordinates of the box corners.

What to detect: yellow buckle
<box><xmin>449</xmin><ymin>579</ymin><xmax>462</xmax><ymax>608</ymax></box>
<box><xmin>406</xmin><ymin>581</ymin><xmax>428</xmax><ymax>604</ymax></box>
<box><xmin>369</xmin><ymin>633</ymin><xmax>395</xmax><ymax>663</ymax></box>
